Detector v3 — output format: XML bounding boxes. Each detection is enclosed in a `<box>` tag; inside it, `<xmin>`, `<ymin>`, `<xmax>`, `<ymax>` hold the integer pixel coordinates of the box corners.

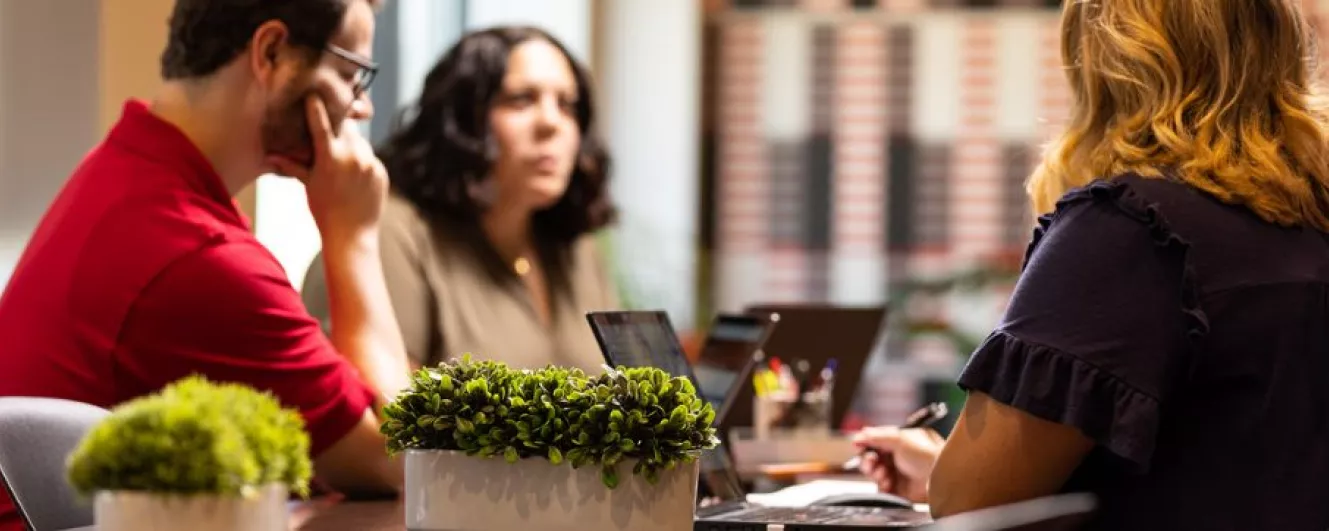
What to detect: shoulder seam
<box><xmin>1030</xmin><ymin>177</ymin><xmax>1210</xmax><ymax>380</ymax></box>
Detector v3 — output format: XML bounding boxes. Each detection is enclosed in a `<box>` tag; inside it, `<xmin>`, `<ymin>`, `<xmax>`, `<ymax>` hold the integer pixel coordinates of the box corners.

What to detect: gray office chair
<box><xmin>924</xmin><ymin>493</ymin><xmax>1098</xmax><ymax>531</ymax></box>
<box><xmin>0</xmin><ymin>397</ymin><xmax>109</xmax><ymax>531</ymax></box>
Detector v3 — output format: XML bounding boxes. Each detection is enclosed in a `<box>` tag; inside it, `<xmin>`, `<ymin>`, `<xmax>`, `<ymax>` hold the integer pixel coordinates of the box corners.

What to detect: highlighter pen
<box><xmin>842</xmin><ymin>402</ymin><xmax>948</xmax><ymax>472</ymax></box>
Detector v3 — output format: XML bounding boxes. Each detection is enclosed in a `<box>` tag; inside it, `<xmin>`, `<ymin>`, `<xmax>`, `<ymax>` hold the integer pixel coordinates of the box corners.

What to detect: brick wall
<box><xmin>706</xmin><ymin>5</ymin><xmax>1066</xmax><ymax>424</ymax></box>
<box><xmin>708</xmin><ymin>8</ymin><xmax>1057</xmax><ymax>310</ymax></box>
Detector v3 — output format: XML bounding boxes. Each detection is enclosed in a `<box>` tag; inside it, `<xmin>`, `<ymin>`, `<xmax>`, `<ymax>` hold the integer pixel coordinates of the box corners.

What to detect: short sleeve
<box><xmin>957</xmin><ymin>184</ymin><xmax>1197</xmax><ymax>471</ymax></box>
<box><xmin>118</xmin><ymin>241</ymin><xmax>376</xmax><ymax>457</ymax></box>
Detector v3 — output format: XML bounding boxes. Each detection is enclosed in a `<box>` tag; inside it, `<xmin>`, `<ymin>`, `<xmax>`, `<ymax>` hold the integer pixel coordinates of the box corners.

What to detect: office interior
<box><xmin>0</xmin><ymin>0</ymin><xmax>1096</xmax><ymax>434</ymax></box>
<box><xmin>5</xmin><ymin>0</ymin><xmax>1320</xmax><ymax>527</ymax></box>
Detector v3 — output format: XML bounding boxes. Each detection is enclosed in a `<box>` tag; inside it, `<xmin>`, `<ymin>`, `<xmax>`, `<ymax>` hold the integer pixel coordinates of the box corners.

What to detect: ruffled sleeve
<box><xmin>957</xmin><ymin>179</ymin><xmax>1205</xmax><ymax>472</ymax></box>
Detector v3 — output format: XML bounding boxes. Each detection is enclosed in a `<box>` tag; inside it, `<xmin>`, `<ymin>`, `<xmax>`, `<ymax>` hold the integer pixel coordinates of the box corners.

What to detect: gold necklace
<box><xmin>513</xmin><ymin>256</ymin><xmax>532</xmax><ymax>276</ymax></box>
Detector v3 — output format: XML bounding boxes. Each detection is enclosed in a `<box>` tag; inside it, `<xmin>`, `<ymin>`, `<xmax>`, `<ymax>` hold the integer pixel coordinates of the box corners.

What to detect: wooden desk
<box><xmin>59</xmin><ymin>496</ymin><xmax>404</xmax><ymax>531</ymax></box>
<box><xmin>290</xmin><ymin>497</ymin><xmax>402</xmax><ymax>530</ymax></box>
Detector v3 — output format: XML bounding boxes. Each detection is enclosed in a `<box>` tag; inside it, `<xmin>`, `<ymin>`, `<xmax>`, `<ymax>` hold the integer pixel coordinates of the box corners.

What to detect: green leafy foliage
<box><xmin>381</xmin><ymin>355</ymin><xmax>719</xmax><ymax>489</ymax></box>
<box><xmin>66</xmin><ymin>375</ymin><xmax>312</xmax><ymax>498</ymax></box>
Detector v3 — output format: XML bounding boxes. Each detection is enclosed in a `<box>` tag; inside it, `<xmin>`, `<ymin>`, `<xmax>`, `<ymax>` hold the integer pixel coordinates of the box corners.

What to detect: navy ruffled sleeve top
<box><xmin>958</xmin><ymin>174</ymin><xmax>1329</xmax><ymax>530</ymax></box>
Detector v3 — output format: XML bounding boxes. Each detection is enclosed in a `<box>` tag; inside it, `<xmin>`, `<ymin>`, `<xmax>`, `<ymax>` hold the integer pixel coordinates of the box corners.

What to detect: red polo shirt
<box><xmin>0</xmin><ymin>100</ymin><xmax>376</xmax><ymax>531</ymax></box>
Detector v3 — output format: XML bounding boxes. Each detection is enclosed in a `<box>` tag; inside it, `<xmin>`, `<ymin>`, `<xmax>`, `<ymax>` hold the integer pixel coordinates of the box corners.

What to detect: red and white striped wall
<box><xmin>831</xmin><ymin>21</ymin><xmax>888</xmax><ymax>304</ymax></box>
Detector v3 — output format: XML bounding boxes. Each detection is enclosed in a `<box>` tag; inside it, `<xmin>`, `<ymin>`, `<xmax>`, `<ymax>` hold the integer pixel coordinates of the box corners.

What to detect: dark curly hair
<box><xmin>378</xmin><ymin>26</ymin><xmax>616</xmax><ymax>288</ymax></box>
<box><xmin>160</xmin><ymin>0</ymin><xmax>374</xmax><ymax>80</ymax></box>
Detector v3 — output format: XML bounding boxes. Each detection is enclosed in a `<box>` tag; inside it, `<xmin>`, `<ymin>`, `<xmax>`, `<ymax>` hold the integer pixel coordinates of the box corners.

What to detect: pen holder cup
<box><xmin>753</xmin><ymin>391</ymin><xmax>832</xmax><ymax>441</ymax></box>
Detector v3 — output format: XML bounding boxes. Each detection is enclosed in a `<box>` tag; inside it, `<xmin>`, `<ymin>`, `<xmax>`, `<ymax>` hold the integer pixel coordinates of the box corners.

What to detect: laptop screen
<box><xmin>586</xmin><ymin>311</ymin><xmax>748</xmax><ymax>501</ymax></box>
<box><xmin>692</xmin><ymin>315</ymin><xmax>770</xmax><ymax>411</ymax></box>
<box><xmin>585</xmin><ymin>311</ymin><xmax>694</xmax><ymax>381</ymax></box>
<box><xmin>699</xmin><ymin>441</ymin><xmax>746</xmax><ymax>501</ymax></box>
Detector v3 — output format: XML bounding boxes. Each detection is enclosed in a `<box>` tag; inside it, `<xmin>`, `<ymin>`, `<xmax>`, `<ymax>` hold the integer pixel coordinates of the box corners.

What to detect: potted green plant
<box><xmin>381</xmin><ymin>355</ymin><xmax>718</xmax><ymax>531</ymax></box>
<box><xmin>65</xmin><ymin>375</ymin><xmax>312</xmax><ymax>531</ymax></box>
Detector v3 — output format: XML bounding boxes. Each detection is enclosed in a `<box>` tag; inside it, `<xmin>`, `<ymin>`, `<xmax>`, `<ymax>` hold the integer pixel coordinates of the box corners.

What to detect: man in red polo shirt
<box><xmin>0</xmin><ymin>0</ymin><xmax>411</xmax><ymax>528</ymax></box>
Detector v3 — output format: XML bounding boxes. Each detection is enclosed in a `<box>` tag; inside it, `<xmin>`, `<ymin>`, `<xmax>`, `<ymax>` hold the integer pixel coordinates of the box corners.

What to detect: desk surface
<box><xmin>290</xmin><ymin>498</ymin><xmax>401</xmax><ymax>530</ymax></box>
<box><xmin>61</xmin><ymin>497</ymin><xmax>403</xmax><ymax>531</ymax></box>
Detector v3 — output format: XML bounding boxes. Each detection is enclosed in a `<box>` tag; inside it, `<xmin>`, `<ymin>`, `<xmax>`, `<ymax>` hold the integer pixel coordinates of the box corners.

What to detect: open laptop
<box><xmin>585</xmin><ymin>310</ymin><xmax>931</xmax><ymax>529</ymax></box>
<box><xmin>585</xmin><ymin>310</ymin><xmax>772</xmax><ymax>501</ymax></box>
<box><xmin>584</xmin><ymin>311</ymin><xmax>775</xmax><ymax>426</ymax></box>
<box><xmin>692</xmin><ymin>312</ymin><xmax>780</xmax><ymax>425</ymax></box>
<box><xmin>693</xmin><ymin>447</ymin><xmax>932</xmax><ymax>529</ymax></box>
<box><xmin>727</xmin><ymin>304</ymin><xmax>889</xmax><ymax>433</ymax></box>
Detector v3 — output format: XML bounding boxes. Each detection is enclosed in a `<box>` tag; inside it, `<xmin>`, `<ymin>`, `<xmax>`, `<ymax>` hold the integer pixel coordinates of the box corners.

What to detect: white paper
<box><xmin>744</xmin><ymin>479</ymin><xmax>881</xmax><ymax>508</ymax></box>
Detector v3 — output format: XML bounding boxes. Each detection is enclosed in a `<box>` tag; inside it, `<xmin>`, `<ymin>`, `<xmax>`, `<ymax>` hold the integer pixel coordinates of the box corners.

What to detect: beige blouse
<box><xmin>302</xmin><ymin>193</ymin><xmax>620</xmax><ymax>373</ymax></box>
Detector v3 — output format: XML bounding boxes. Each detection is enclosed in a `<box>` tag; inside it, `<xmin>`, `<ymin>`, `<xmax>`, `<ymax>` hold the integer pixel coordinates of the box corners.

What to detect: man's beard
<box><xmin>260</xmin><ymin>88</ymin><xmax>315</xmax><ymax>169</ymax></box>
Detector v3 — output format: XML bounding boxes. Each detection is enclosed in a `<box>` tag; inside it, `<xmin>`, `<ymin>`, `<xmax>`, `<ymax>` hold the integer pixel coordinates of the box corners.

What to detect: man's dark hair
<box><xmin>160</xmin><ymin>0</ymin><xmax>352</xmax><ymax>79</ymax></box>
<box><xmin>379</xmin><ymin>26</ymin><xmax>616</xmax><ymax>294</ymax></box>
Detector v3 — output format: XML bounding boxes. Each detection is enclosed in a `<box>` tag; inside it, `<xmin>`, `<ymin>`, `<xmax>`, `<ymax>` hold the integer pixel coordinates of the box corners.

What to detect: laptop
<box><xmin>585</xmin><ymin>310</ymin><xmax>772</xmax><ymax>501</ymax></box>
<box><xmin>691</xmin><ymin>312</ymin><xmax>780</xmax><ymax>426</ymax></box>
<box><xmin>585</xmin><ymin>310</ymin><xmax>931</xmax><ymax>529</ymax></box>
<box><xmin>693</xmin><ymin>447</ymin><xmax>932</xmax><ymax>529</ymax></box>
<box><xmin>728</xmin><ymin>304</ymin><xmax>888</xmax><ymax>433</ymax></box>
<box><xmin>584</xmin><ymin>310</ymin><xmax>695</xmax><ymax>383</ymax></box>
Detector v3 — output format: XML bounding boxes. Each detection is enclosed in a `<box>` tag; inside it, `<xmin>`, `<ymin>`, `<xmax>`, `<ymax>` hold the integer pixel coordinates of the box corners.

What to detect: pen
<box><xmin>793</xmin><ymin>359</ymin><xmax>812</xmax><ymax>395</ymax></box>
<box><xmin>808</xmin><ymin>358</ymin><xmax>837</xmax><ymax>393</ymax></box>
<box><xmin>841</xmin><ymin>402</ymin><xmax>948</xmax><ymax>472</ymax></box>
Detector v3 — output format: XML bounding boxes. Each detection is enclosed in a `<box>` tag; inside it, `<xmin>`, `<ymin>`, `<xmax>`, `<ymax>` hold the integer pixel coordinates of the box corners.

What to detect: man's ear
<box><xmin>249</xmin><ymin>20</ymin><xmax>292</xmax><ymax>88</ymax></box>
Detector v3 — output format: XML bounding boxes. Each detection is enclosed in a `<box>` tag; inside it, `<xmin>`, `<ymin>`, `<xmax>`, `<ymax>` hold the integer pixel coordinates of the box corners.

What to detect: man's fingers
<box><xmin>304</xmin><ymin>94</ymin><xmax>335</xmax><ymax>156</ymax></box>
<box><xmin>266</xmin><ymin>155</ymin><xmax>310</xmax><ymax>183</ymax></box>
<box><xmin>345</xmin><ymin>125</ymin><xmax>377</xmax><ymax>161</ymax></box>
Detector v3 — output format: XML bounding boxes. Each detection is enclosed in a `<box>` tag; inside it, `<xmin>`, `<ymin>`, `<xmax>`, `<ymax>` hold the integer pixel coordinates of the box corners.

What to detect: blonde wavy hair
<box><xmin>1029</xmin><ymin>0</ymin><xmax>1329</xmax><ymax>230</ymax></box>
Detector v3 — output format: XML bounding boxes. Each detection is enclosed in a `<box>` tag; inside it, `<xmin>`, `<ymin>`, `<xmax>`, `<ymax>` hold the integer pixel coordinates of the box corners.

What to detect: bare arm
<box><xmin>268</xmin><ymin>95</ymin><xmax>410</xmax><ymax>496</ymax></box>
<box><xmin>303</xmin><ymin>237</ymin><xmax>409</xmax><ymax>497</ymax></box>
<box><xmin>322</xmin><ymin>236</ymin><xmax>411</xmax><ymax>401</ymax></box>
<box><xmin>311</xmin><ymin>410</ymin><xmax>404</xmax><ymax>498</ymax></box>
<box><xmin>929</xmin><ymin>192</ymin><xmax>1195</xmax><ymax>517</ymax></box>
<box><xmin>928</xmin><ymin>391</ymin><xmax>1093</xmax><ymax>519</ymax></box>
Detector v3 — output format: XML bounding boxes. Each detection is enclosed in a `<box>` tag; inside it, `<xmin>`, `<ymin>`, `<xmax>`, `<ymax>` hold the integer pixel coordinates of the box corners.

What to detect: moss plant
<box><xmin>66</xmin><ymin>375</ymin><xmax>312</xmax><ymax>498</ymax></box>
<box><xmin>380</xmin><ymin>355</ymin><xmax>719</xmax><ymax>489</ymax></box>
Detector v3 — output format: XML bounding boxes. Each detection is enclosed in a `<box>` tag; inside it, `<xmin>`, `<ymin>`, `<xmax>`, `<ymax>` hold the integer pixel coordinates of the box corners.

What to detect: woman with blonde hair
<box><xmin>853</xmin><ymin>0</ymin><xmax>1329</xmax><ymax>527</ymax></box>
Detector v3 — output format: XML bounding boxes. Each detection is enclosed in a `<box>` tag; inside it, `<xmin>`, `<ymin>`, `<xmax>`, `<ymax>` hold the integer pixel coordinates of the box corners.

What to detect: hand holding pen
<box><xmin>845</xmin><ymin>402</ymin><xmax>948</xmax><ymax>503</ymax></box>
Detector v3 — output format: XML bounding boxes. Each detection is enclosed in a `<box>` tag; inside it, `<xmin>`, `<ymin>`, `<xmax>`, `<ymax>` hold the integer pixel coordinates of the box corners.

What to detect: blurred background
<box><xmin>3</xmin><ymin>0</ymin><xmax>1326</xmax><ymax>430</ymax></box>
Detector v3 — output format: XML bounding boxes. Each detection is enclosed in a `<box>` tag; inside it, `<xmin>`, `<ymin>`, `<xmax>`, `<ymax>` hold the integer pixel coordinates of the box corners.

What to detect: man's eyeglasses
<box><xmin>325</xmin><ymin>44</ymin><xmax>378</xmax><ymax>97</ymax></box>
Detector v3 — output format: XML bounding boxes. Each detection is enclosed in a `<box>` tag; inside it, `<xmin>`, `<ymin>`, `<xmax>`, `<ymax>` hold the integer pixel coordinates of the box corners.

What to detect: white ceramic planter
<box><xmin>93</xmin><ymin>484</ymin><xmax>288</xmax><ymax>531</ymax></box>
<box><xmin>405</xmin><ymin>450</ymin><xmax>698</xmax><ymax>531</ymax></box>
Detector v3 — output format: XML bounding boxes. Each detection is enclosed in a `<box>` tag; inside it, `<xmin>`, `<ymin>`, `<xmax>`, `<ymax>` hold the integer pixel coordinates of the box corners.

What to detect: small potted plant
<box><xmin>65</xmin><ymin>375</ymin><xmax>312</xmax><ymax>531</ymax></box>
<box><xmin>381</xmin><ymin>355</ymin><xmax>718</xmax><ymax>531</ymax></box>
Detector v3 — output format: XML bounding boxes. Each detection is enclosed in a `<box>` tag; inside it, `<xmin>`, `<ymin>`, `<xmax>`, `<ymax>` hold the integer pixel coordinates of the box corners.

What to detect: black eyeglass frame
<box><xmin>325</xmin><ymin>43</ymin><xmax>379</xmax><ymax>97</ymax></box>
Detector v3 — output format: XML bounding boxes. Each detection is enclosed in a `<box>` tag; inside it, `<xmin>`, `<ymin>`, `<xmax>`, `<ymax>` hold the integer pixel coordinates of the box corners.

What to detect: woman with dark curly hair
<box><xmin>304</xmin><ymin>26</ymin><xmax>619</xmax><ymax>372</ymax></box>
